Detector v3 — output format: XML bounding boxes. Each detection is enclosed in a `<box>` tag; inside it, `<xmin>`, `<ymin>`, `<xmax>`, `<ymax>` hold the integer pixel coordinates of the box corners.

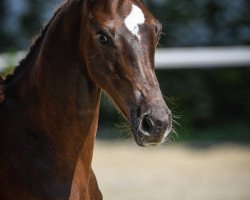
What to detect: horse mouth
<box><xmin>132</xmin><ymin>131</ymin><xmax>167</xmax><ymax>147</ymax></box>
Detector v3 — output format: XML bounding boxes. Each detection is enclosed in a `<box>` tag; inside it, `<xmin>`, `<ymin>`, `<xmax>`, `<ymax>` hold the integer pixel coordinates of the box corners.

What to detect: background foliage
<box><xmin>147</xmin><ymin>0</ymin><xmax>250</xmax><ymax>47</ymax></box>
<box><xmin>0</xmin><ymin>0</ymin><xmax>250</xmax><ymax>142</ymax></box>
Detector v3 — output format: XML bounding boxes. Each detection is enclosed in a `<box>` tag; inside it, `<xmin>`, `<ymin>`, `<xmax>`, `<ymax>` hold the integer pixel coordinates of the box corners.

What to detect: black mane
<box><xmin>3</xmin><ymin>1</ymin><xmax>69</xmax><ymax>86</ymax></box>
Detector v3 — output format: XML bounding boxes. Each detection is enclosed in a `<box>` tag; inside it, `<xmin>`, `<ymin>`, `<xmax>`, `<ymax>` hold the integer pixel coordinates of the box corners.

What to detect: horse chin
<box><xmin>131</xmin><ymin>128</ymin><xmax>167</xmax><ymax>147</ymax></box>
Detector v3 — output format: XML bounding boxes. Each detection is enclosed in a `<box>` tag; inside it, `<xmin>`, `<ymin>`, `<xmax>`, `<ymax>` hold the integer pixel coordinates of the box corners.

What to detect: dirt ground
<box><xmin>92</xmin><ymin>141</ymin><xmax>250</xmax><ymax>200</ymax></box>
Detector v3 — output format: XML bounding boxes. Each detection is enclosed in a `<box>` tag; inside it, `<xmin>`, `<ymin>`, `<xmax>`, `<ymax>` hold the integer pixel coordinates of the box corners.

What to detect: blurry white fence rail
<box><xmin>156</xmin><ymin>46</ymin><xmax>250</xmax><ymax>69</ymax></box>
<box><xmin>0</xmin><ymin>46</ymin><xmax>250</xmax><ymax>72</ymax></box>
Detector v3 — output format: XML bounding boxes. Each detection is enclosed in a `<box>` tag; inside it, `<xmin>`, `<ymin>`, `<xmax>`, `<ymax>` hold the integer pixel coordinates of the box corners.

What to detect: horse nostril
<box><xmin>141</xmin><ymin>115</ymin><xmax>154</xmax><ymax>133</ymax></box>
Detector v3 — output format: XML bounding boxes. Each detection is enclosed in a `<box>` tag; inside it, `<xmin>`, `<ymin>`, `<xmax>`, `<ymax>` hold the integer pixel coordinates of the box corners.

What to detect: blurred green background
<box><xmin>0</xmin><ymin>0</ymin><xmax>249</xmax><ymax>143</ymax></box>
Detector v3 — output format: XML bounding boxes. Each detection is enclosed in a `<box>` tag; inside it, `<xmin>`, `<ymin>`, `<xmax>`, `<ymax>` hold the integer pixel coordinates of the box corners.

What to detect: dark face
<box><xmin>81</xmin><ymin>0</ymin><xmax>172</xmax><ymax>146</ymax></box>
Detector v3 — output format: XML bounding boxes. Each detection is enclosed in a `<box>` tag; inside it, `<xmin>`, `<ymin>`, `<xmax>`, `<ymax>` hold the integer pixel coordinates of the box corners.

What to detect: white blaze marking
<box><xmin>124</xmin><ymin>4</ymin><xmax>145</xmax><ymax>40</ymax></box>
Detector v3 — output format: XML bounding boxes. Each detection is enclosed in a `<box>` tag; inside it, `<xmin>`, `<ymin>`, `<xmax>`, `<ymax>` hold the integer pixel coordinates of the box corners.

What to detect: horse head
<box><xmin>80</xmin><ymin>0</ymin><xmax>172</xmax><ymax>146</ymax></box>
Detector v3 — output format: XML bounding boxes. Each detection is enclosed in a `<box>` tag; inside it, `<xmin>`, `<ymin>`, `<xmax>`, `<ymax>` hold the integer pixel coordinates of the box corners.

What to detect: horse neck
<box><xmin>12</xmin><ymin>2</ymin><xmax>100</xmax><ymax>169</ymax></box>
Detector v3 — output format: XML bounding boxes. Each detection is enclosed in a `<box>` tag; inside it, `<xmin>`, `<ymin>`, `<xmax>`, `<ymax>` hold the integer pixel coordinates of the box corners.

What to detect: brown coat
<box><xmin>0</xmin><ymin>0</ymin><xmax>171</xmax><ymax>199</ymax></box>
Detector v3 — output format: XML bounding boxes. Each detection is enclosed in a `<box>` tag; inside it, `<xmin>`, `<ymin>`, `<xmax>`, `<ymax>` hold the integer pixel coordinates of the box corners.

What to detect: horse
<box><xmin>0</xmin><ymin>0</ymin><xmax>172</xmax><ymax>199</ymax></box>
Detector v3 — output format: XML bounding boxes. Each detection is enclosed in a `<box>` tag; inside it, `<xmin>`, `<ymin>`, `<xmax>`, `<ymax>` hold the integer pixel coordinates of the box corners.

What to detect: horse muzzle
<box><xmin>131</xmin><ymin>109</ymin><xmax>172</xmax><ymax>147</ymax></box>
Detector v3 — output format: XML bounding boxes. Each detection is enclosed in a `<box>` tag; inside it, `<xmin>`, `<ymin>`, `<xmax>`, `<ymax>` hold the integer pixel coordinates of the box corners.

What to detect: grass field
<box><xmin>93</xmin><ymin>141</ymin><xmax>250</xmax><ymax>200</ymax></box>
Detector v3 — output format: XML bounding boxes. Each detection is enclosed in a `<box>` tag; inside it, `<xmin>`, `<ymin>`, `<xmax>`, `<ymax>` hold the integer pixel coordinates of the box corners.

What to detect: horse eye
<box><xmin>96</xmin><ymin>33</ymin><xmax>109</xmax><ymax>44</ymax></box>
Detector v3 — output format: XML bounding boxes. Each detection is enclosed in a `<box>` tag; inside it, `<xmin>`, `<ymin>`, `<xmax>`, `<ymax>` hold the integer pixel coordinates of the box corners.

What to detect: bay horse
<box><xmin>0</xmin><ymin>0</ymin><xmax>172</xmax><ymax>199</ymax></box>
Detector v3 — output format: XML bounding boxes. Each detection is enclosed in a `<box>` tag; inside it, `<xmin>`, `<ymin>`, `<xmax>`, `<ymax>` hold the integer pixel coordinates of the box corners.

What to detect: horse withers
<box><xmin>0</xmin><ymin>0</ymin><xmax>172</xmax><ymax>199</ymax></box>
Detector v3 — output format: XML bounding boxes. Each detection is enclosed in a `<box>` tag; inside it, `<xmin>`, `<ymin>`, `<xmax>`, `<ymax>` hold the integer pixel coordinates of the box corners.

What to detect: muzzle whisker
<box><xmin>172</xmin><ymin>119</ymin><xmax>181</xmax><ymax>127</ymax></box>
